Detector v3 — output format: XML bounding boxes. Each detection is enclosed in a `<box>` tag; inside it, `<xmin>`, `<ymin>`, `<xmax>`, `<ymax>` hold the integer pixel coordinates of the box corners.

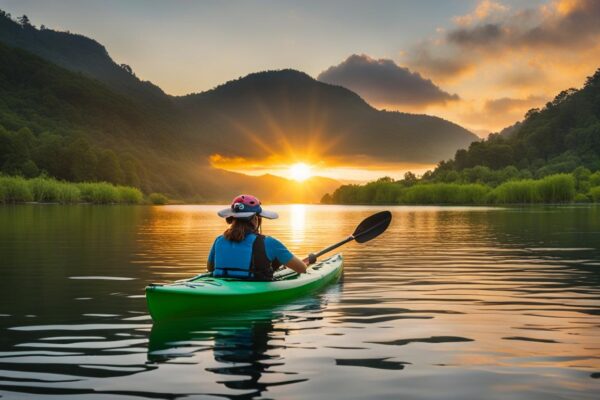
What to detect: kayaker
<box><xmin>208</xmin><ymin>194</ymin><xmax>310</xmax><ymax>280</ymax></box>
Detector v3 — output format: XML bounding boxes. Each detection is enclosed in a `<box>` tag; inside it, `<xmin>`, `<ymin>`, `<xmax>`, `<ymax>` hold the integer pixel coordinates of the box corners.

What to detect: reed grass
<box><xmin>490</xmin><ymin>179</ymin><xmax>541</xmax><ymax>203</ymax></box>
<box><xmin>589</xmin><ymin>186</ymin><xmax>600</xmax><ymax>202</ymax></box>
<box><xmin>118</xmin><ymin>187</ymin><xmax>143</xmax><ymax>204</ymax></box>
<box><xmin>28</xmin><ymin>177</ymin><xmax>82</xmax><ymax>203</ymax></box>
<box><xmin>77</xmin><ymin>182</ymin><xmax>119</xmax><ymax>204</ymax></box>
<box><xmin>536</xmin><ymin>173</ymin><xmax>576</xmax><ymax>203</ymax></box>
<box><xmin>401</xmin><ymin>183</ymin><xmax>490</xmax><ymax>204</ymax></box>
<box><xmin>148</xmin><ymin>192</ymin><xmax>168</xmax><ymax>205</ymax></box>
<box><xmin>0</xmin><ymin>175</ymin><xmax>142</xmax><ymax>204</ymax></box>
<box><xmin>0</xmin><ymin>175</ymin><xmax>33</xmax><ymax>203</ymax></box>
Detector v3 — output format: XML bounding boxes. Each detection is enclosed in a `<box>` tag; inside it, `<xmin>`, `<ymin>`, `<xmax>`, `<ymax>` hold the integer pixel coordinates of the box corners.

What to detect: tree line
<box><xmin>322</xmin><ymin>169</ymin><xmax>600</xmax><ymax>205</ymax></box>
<box><xmin>0</xmin><ymin>126</ymin><xmax>147</xmax><ymax>189</ymax></box>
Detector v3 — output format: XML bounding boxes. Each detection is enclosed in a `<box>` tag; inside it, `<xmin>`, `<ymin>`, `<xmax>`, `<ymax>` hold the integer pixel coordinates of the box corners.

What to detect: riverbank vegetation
<box><xmin>322</xmin><ymin>170</ymin><xmax>600</xmax><ymax>205</ymax></box>
<box><xmin>0</xmin><ymin>175</ymin><xmax>149</xmax><ymax>204</ymax></box>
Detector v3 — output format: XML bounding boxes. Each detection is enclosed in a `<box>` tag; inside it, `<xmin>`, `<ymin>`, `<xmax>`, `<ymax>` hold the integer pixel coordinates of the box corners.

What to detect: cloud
<box><xmin>453</xmin><ymin>0</ymin><xmax>509</xmax><ymax>26</ymax></box>
<box><xmin>458</xmin><ymin>95</ymin><xmax>548</xmax><ymax>133</ymax></box>
<box><xmin>407</xmin><ymin>0</ymin><xmax>600</xmax><ymax>82</ymax></box>
<box><xmin>317</xmin><ymin>54</ymin><xmax>459</xmax><ymax>108</ymax></box>
<box><xmin>447</xmin><ymin>23</ymin><xmax>504</xmax><ymax>47</ymax></box>
<box><xmin>446</xmin><ymin>1</ymin><xmax>600</xmax><ymax>49</ymax></box>
<box><xmin>397</xmin><ymin>0</ymin><xmax>600</xmax><ymax>133</ymax></box>
<box><xmin>408</xmin><ymin>46</ymin><xmax>474</xmax><ymax>81</ymax></box>
<box><xmin>483</xmin><ymin>95</ymin><xmax>547</xmax><ymax>114</ymax></box>
<box><xmin>497</xmin><ymin>67</ymin><xmax>547</xmax><ymax>88</ymax></box>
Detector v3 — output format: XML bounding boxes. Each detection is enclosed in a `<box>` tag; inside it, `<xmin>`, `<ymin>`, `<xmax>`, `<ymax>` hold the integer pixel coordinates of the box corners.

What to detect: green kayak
<box><xmin>145</xmin><ymin>253</ymin><xmax>343</xmax><ymax>321</ymax></box>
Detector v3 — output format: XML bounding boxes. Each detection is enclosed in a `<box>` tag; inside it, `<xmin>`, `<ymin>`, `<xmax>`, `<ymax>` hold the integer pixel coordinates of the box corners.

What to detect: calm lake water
<box><xmin>0</xmin><ymin>204</ymin><xmax>599</xmax><ymax>399</ymax></box>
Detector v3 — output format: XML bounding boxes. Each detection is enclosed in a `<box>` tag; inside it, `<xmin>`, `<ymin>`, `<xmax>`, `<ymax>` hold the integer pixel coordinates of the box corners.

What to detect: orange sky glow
<box><xmin>210</xmin><ymin>154</ymin><xmax>435</xmax><ymax>182</ymax></box>
<box><xmin>392</xmin><ymin>0</ymin><xmax>600</xmax><ymax>135</ymax></box>
<box><xmin>207</xmin><ymin>0</ymin><xmax>600</xmax><ymax>182</ymax></box>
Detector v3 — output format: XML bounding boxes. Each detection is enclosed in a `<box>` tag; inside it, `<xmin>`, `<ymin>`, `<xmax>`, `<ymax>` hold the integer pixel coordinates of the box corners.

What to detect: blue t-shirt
<box><xmin>208</xmin><ymin>233</ymin><xmax>293</xmax><ymax>275</ymax></box>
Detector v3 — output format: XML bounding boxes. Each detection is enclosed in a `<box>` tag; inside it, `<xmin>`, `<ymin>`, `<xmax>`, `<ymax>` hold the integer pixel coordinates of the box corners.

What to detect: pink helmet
<box><xmin>217</xmin><ymin>194</ymin><xmax>278</xmax><ymax>220</ymax></box>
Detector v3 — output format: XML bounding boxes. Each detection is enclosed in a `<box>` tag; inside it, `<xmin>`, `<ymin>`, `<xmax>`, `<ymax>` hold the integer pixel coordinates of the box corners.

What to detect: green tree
<box><xmin>96</xmin><ymin>149</ymin><xmax>124</xmax><ymax>184</ymax></box>
<box><xmin>572</xmin><ymin>166</ymin><xmax>591</xmax><ymax>192</ymax></box>
<box><xmin>402</xmin><ymin>172</ymin><xmax>417</xmax><ymax>186</ymax></box>
<box><xmin>67</xmin><ymin>138</ymin><xmax>98</xmax><ymax>181</ymax></box>
<box><xmin>17</xmin><ymin>15</ymin><xmax>31</xmax><ymax>27</ymax></box>
<box><xmin>320</xmin><ymin>193</ymin><xmax>332</xmax><ymax>204</ymax></box>
<box><xmin>20</xmin><ymin>160</ymin><xmax>39</xmax><ymax>178</ymax></box>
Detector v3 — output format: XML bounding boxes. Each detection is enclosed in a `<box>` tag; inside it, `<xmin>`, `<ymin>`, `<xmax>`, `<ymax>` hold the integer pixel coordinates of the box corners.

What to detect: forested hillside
<box><xmin>0</xmin><ymin>41</ymin><xmax>198</xmax><ymax>194</ymax></box>
<box><xmin>0</xmin><ymin>10</ymin><xmax>168</xmax><ymax>104</ymax></box>
<box><xmin>431</xmin><ymin>69</ymin><xmax>600</xmax><ymax>180</ymax></box>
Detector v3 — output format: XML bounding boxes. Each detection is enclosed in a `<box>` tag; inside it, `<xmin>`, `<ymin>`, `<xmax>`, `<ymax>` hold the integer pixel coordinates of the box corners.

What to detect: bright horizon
<box><xmin>210</xmin><ymin>154</ymin><xmax>435</xmax><ymax>183</ymax></box>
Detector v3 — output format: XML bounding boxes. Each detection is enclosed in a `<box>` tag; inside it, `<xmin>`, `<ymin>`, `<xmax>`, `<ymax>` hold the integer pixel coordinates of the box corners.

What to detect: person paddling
<box><xmin>207</xmin><ymin>195</ymin><xmax>308</xmax><ymax>280</ymax></box>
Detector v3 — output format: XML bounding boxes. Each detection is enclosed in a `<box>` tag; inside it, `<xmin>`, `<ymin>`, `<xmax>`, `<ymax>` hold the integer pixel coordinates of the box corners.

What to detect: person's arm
<box><xmin>266</xmin><ymin>237</ymin><xmax>308</xmax><ymax>274</ymax></box>
<box><xmin>285</xmin><ymin>255</ymin><xmax>308</xmax><ymax>274</ymax></box>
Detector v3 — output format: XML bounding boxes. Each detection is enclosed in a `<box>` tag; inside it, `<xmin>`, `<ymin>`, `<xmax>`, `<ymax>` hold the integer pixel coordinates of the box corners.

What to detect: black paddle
<box><xmin>303</xmin><ymin>210</ymin><xmax>392</xmax><ymax>265</ymax></box>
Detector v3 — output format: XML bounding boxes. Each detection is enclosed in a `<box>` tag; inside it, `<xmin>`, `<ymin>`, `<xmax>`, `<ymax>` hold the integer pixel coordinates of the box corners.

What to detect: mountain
<box><xmin>0</xmin><ymin>10</ymin><xmax>478</xmax><ymax>201</ymax></box>
<box><xmin>179</xmin><ymin>70</ymin><xmax>477</xmax><ymax>164</ymax></box>
<box><xmin>0</xmin><ymin>41</ymin><xmax>340</xmax><ymax>201</ymax></box>
<box><xmin>0</xmin><ymin>11</ymin><xmax>169</xmax><ymax>105</ymax></box>
<box><xmin>0</xmin><ymin>40</ymin><xmax>199</xmax><ymax>192</ymax></box>
<box><xmin>431</xmin><ymin>69</ymin><xmax>600</xmax><ymax>177</ymax></box>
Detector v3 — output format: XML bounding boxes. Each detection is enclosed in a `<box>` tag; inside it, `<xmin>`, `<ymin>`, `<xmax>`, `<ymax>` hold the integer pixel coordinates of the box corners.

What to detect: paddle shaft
<box><xmin>309</xmin><ymin>212</ymin><xmax>391</xmax><ymax>261</ymax></box>
<box><xmin>313</xmin><ymin>235</ymin><xmax>354</xmax><ymax>259</ymax></box>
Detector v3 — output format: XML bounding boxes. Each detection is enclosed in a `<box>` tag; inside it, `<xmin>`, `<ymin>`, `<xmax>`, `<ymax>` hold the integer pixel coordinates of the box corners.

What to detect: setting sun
<box><xmin>289</xmin><ymin>163</ymin><xmax>312</xmax><ymax>181</ymax></box>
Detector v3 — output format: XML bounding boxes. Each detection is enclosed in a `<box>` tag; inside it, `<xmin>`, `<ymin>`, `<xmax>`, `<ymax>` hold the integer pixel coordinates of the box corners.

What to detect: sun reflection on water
<box><xmin>289</xmin><ymin>204</ymin><xmax>306</xmax><ymax>243</ymax></box>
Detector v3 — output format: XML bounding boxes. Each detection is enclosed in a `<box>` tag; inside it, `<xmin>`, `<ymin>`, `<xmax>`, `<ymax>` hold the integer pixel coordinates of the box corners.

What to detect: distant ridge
<box><xmin>179</xmin><ymin>69</ymin><xmax>478</xmax><ymax>163</ymax></box>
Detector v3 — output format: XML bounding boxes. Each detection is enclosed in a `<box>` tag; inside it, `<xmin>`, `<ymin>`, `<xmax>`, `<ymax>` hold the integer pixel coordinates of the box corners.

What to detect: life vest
<box><xmin>212</xmin><ymin>234</ymin><xmax>281</xmax><ymax>281</ymax></box>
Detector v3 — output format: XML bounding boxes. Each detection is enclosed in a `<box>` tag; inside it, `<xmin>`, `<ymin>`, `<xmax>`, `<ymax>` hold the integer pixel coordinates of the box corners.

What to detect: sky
<box><xmin>1</xmin><ymin>0</ymin><xmax>599</xmax><ymax>180</ymax></box>
<box><xmin>0</xmin><ymin>0</ymin><xmax>479</xmax><ymax>93</ymax></box>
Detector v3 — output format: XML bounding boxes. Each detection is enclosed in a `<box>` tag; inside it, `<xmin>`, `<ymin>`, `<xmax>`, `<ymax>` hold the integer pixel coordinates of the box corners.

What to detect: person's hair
<box><xmin>223</xmin><ymin>215</ymin><xmax>261</xmax><ymax>242</ymax></box>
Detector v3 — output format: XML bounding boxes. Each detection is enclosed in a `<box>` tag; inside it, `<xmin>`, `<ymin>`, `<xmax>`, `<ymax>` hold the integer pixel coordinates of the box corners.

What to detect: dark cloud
<box><xmin>447</xmin><ymin>1</ymin><xmax>600</xmax><ymax>49</ymax></box>
<box><xmin>498</xmin><ymin>68</ymin><xmax>547</xmax><ymax>88</ymax></box>
<box><xmin>447</xmin><ymin>23</ymin><xmax>504</xmax><ymax>47</ymax></box>
<box><xmin>317</xmin><ymin>54</ymin><xmax>459</xmax><ymax>107</ymax></box>
<box><xmin>409</xmin><ymin>45</ymin><xmax>474</xmax><ymax>80</ymax></box>
<box><xmin>409</xmin><ymin>0</ymin><xmax>600</xmax><ymax>80</ymax></box>
<box><xmin>483</xmin><ymin>95</ymin><xmax>546</xmax><ymax>114</ymax></box>
<box><xmin>518</xmin><ymin>0</ymin><xmax>600</xmax><ymax>47</ymax></box>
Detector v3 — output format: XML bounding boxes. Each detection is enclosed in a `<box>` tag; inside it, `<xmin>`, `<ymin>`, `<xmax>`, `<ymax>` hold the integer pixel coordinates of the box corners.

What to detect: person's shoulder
<box><xmin>214</xmin><ymin>234</ymin><xmax>225</xmax><ymax>243</ymax></box>
<box><xmin>264</xmin><ymin>235</ymin><xmax>293</xmax><ymax>263</ymax></box>
<box><xmin>264</xmin><ymin>236</ymin><xmax>286</xmax><ymax>247</ymax></box>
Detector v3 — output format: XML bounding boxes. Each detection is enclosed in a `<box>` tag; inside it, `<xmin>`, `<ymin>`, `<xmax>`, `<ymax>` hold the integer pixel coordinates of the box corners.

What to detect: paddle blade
<box><xmin>352</xmin><ymin>211</ymin><xmax>392</xmax><ymax>243</ymax></box>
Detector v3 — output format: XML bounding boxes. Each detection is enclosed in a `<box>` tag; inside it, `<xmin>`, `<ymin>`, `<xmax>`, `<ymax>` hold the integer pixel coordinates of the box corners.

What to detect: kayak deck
<box><xmin>145</xmin><ymin>253</ymin><xmax>343</xmax><ymax>321</ymax></box>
